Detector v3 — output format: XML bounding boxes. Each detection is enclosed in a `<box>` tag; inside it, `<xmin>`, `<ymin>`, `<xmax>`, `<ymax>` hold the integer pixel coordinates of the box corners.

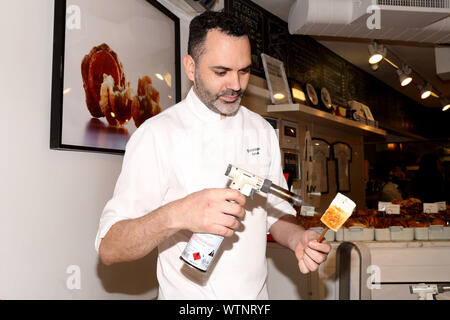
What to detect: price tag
<box><xmin>423</xmin><ymin>203</ymin><xmax>438</xmax><ymax>214</ymax></box>
<box><xmin>385</xmin><ymin>204</ymin><xmax>400</xmax><ymax>215</ymax></box>
<box><xmin>435</xmin><ymin>201</ymin><xmax>446</xmax><ymax>211</ymax></box>
<box><xmin>378</xmin><ymin>202</ymin><xmax>391</xmax><ymax>212</ymax></box>
<box><xmin>300</xmin><ymin>205</ymin><xmax>315</xmax><ymax>217</ymax></box>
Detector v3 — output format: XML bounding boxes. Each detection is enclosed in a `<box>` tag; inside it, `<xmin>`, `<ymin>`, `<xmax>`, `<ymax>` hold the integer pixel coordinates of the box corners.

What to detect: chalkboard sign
<box><xmin>345</xmin><ymin>65</ymin><xmax>369</xmax><ymax>104</ymax></box>
<box><xmin>224</xmin><ymin>0</ymin><xmax>449</xmax><ymax>138</ymax></box>
<box><xmin>288</xmin><ymin>35</ymin><xmax>322</xmax><ymax>87</ymax></box>
<box><xmin>321</xmin><ymin>50</ymin><xmax>346</xmax><ymax>107</ymax></box>
<box><xmin>225</xmin><ymin>0</ymin><xmax>265</xmax><ymax>75</ymax></box>
<box><xmin>266</xmin><ymin>16</ymin><xmax>290</xmax><ymax>68</ymax></box>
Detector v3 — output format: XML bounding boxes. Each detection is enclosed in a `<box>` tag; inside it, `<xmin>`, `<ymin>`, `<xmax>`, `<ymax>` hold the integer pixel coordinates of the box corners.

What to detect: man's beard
<box><xmin>194</xmin><ymin>71</ymin><xmax>243</xmax><ymax>116</ymax></box>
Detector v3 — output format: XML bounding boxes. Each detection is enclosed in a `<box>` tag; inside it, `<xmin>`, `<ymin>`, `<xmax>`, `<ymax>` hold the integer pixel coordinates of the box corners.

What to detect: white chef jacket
<box><xmin>95</xmin><ymin>88</ymin><xmax>296</xmax><ymax>299</ymax></box>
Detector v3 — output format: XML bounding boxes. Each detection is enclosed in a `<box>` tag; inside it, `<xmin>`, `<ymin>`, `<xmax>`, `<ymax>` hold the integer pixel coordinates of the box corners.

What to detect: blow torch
<box><xmin>180</xmin><ymin>164</ymin><xmax>303</xmax><ymax>272</ymax></box>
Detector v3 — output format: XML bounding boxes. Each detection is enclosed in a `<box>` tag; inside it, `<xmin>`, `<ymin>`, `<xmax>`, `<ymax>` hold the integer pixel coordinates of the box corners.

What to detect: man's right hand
<box><xmin>99</xmin><ymin>188</ymin><xmax>246</xmax><ymax>266</ymax></box>
<box><xmin>176</xmin><ymin>188</ymin><xmax>246</xmax><ymax>237</ymax></box>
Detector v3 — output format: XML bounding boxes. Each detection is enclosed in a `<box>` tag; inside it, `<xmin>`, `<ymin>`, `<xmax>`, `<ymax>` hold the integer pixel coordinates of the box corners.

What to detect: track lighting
<box><xmin>370</xmin><ymin>63</ymin><xmax>379</xmax><ymax>71</ymax></box>
<box><xmin>368</xmin><ymin>42</ymin><xmax>386</xmax><ymax>65</ymax></box>
<box><xmin>419</xmin><ymin>83</ymin><xmax>432</xmax><ymax>100</ymax></box>
<box><xmin>368</xmin><ymin>41</ymin><xmax>446</xmax><ymax>110</ymax></box>
<box><xmin>441</xmin><ymin>98</ymin><xmax>450</xmax><ymax>111</ymax></box>
<box><xmin>397</xmin><ymin>65</ymin><xmax>412</xmax><ymax>87</ymax></box>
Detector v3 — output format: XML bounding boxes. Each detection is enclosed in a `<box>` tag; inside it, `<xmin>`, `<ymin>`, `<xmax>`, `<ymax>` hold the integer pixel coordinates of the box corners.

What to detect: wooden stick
<box><xmin>317</xmin><ymin>227</ymin><xmax>329</xmax><ymax>243</ymax></box>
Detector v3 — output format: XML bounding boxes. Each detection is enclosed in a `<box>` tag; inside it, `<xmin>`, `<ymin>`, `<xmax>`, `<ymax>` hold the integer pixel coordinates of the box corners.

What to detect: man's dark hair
<box><xmin>188</xmin><ymin>10</ymin><xmax>249</xmax><ymax>62</ymax></box>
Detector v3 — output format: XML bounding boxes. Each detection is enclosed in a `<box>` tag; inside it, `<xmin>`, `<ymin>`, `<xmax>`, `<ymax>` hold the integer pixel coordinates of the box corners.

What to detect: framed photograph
<box><xmin>280</xmin><ymin>120</ymin><xmax>299</xmax><ymax>150</ymax></box>
<box><xmin>261</xmin><ymin>53</ymin><xmax>293</xmax><ymax>105</ymax></box>
<box><xmin>289</xmin><ymin>79</ymin><xmax>307</xmax><ymax>104</ymax></box>
<box><xmin>50</xmin><ymin>0</ymin><xmax>181</xmax><ymax>154</ymax></box>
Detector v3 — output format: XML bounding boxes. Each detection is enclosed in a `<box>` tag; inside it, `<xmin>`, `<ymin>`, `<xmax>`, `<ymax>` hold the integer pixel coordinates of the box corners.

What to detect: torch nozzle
<box><xmin>268</xmin><ymin>183</ymin><xmax>303</xmax><ymax>207</ymax></box>
<box><xmin>224</xmin><ymin>164</ymin><xmax>303</xmax><ymax>207</ymax></box>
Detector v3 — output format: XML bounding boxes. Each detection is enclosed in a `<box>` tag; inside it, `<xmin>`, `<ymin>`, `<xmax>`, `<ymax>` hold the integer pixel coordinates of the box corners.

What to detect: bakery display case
<box><xmin>244</xmin><ymin>74</ymin><xmax>449</xmax><ymax>300</ymax></box>
<box><xmin>296</xmin><ymin>198</ymin><xmax>450</xmax><ymax>241</ymax></box>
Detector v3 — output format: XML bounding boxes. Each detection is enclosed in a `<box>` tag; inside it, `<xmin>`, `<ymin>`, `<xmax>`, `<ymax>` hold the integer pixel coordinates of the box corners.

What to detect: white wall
<box><xmin>0</xmin><ymin>0</ymin><xmax>207</xmax><ymax>299</ymax></box>
<box><xmin>0</xmin><ymin>0</ymin><xmax>312</xmax><ymax>300</ymax></box>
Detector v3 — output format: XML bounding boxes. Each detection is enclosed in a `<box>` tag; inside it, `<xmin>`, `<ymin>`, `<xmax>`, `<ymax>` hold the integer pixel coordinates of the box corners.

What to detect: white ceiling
<box><xmin>251</xmin><ymin>0</ymin><xmax>450</xmax><ymax>109</ymax></box>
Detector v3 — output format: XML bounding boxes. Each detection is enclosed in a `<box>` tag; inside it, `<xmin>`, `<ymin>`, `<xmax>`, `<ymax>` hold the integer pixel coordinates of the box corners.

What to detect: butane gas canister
<box><xmin>180</xmin><ymin>233</ymin><xmax>224</xmax><ymax>272</ymax></box>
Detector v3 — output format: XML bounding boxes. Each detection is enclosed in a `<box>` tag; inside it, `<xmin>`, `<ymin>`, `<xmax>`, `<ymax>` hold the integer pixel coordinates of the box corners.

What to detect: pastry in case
<box><xmin>407</xmin><ymin>217</ymin><xmax>430</xmax><ymax>240</ymax></box>
<box><xmin>337</xmin><ymin>212</ymin><xmax>374</xmax><ymax>241</ymax></box>
<box><xmin>426</xmin><ymin>216</ymin><xmax>450</xmax><ymax>240</ymax></box>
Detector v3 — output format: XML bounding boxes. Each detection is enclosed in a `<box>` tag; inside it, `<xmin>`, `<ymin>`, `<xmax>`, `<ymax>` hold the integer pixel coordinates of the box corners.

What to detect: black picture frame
<box><xmin>50</xmin><ymin>0</ymin><xmax>181</xmax><ymax>154</ymax></box>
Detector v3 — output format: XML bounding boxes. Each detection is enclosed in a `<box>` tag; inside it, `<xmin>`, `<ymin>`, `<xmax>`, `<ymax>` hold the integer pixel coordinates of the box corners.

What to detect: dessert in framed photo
<box><xmin>50</xmin><ymin>0</ymin><xmax>181</xmax><ymax>154</ymax></box>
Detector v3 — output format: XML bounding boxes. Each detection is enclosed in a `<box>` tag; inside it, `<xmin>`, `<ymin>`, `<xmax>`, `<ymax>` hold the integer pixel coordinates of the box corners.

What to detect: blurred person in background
<box><xmin>412</xmin><ymin>153</ymin><xmax>446</xmax><ymax>203</ymax></box>
<box><xmin>379</xmin><ymin>166</ymin><xmax>403</xmax><ymax>202</ymax></box>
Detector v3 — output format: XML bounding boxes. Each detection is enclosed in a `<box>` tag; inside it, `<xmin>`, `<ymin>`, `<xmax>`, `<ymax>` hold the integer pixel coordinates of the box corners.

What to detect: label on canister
<box><xmin>180</xmin><ymin>233</ymin><xmax>224</xmax><ymax>272</ymax></box>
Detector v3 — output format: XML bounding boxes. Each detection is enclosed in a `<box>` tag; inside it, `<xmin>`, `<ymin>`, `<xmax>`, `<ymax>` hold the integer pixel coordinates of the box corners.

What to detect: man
<box><xmin>95</xmin><ymin>10</ymin><xmax>331</xmax><ymax>299</ymax></box>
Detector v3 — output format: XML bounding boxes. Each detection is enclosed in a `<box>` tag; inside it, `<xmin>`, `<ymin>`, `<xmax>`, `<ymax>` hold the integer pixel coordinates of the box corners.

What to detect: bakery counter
<box><xmin>266</xmin><ymin>240</ymin><xmax>450</xmax><ymax>300</ymax></box>
<box><xmin>296</xmin><ymin>199</ymin><xmax>450</xmax><ymax>242</ymax></box>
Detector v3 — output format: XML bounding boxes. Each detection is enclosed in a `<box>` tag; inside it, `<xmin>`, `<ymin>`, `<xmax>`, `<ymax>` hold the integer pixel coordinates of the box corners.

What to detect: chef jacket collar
<box><xmin>186</xmin><ymin>87</ymin><xmax>235</xmax><ymax>122</ymax></box>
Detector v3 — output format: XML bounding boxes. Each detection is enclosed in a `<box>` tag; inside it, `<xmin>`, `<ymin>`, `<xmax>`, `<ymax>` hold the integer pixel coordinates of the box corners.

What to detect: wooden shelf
<box><xmin>267</xmin><ymin>103</ymin><xmax>387</xmax><ymax>137</ymax></box>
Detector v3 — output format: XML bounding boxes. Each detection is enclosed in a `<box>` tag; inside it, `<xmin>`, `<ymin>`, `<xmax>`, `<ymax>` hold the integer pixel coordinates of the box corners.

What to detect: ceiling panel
<box><xmin>251</xmin><ymin>0</ymin><xmax>450</xmax><ymax>109</ymax></box>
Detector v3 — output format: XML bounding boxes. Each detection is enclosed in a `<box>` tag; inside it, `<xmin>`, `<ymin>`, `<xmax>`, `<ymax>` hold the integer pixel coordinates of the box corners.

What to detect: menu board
<box><xmin>225</xmin><ymin>0</ymin><xmax>440</xmax><ymax>137</ymax></box>
<box><xmin>225</xmin><ymin>0</ymin><xmax>265</xmax><ymax>75</ymax></box>
<box><xmin>266</xmin><ymin>16</ymin><xmax>290</xmax><ymax>68</ymax></box>
<box><xmin>345</xmin><ymin>65</ymin><xmax>369</xmax><ymax>104</ymax></box>
<box><xmin>288</xmin><ymin>35</ymin><xmax>322</xmax><ymax>87</ymax></box>
<box><xmin>321</xmin><ymin>50</ymin><xmax>346</xmax><ymax>106</ymax></box>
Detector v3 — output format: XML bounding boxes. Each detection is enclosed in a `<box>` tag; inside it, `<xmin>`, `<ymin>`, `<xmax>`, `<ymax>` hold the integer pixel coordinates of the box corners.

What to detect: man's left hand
<box><xmin>294</xmin><ymin>230</ymin><xmax>331</xmax><ymax>274</ymax></box>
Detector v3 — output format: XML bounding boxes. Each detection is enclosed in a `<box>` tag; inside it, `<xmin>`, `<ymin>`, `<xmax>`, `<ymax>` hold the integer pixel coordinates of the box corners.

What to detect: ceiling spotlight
<box><xmin>441</xmin><ymin>98</ymin><xmax>450</xmax><ymax>111</ymax></box>
<box><xmin>397</xmin><ymin>65</ymin><xmax>412</xmax><ymax>87</ymax></box>
<box><xmin>368</xmin><ymin>41</ymin><xmax>386</xmax><ymax>65</ymax></box>
<box><xmin>370</xmin><ymin>63</ymin><xmax>380</xmax><ymax>71</ymax></box>
<box><xmin>419</xmin><ymin>83</ymin><xmax>432</xmax><ymax>100</ymax></box>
